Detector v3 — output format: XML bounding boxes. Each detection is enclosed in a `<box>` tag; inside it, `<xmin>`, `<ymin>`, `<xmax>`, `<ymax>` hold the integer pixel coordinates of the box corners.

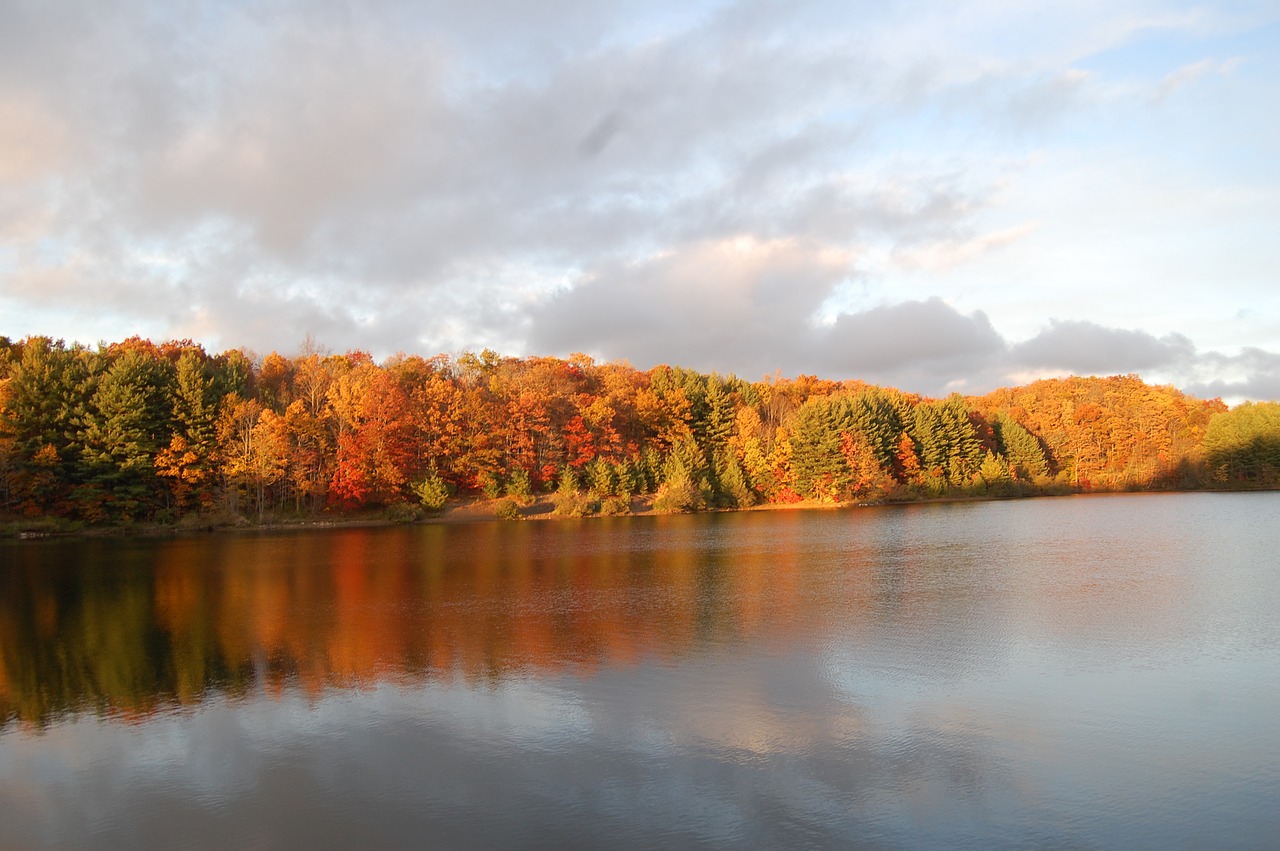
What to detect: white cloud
<box><xmin>1155</xmin><ymin>56</ymin><xmax>1243</xmax><ymax>99</ymax></box>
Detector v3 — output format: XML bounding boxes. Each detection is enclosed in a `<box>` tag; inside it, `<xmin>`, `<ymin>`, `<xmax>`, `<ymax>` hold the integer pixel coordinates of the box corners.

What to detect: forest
<box><xmin>1</xmin><ymin>334</ymin><xmax>1278</xmax><ymax>528</ymax></box>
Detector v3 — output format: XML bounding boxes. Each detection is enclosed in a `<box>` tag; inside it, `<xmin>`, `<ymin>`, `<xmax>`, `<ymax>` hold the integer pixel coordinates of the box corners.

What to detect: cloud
<box><xmin>528</xmin><ymin>249</ymin><xmax>1011</xmax><ymax>394</ymax></box>
<box><xmin>530</xmin><ymin>275</ymin><xmax>1278</xmax><ymax>401</ymax></box>
<box><xmin>893</xmin><ymin>223</ymin><xmax>1038</xmax><ymax>271</ymax></box>
<box><xmin>0</xmin><ymin>92</ymin><xmax>72</xmax><ymax>184</ymax></box>
<box><xmin>1011</xmin><ymin>320</ymin><xmax>1196</xmax><ymax>375</ymax></box>
<box><xmin>1154</xmin><ymin>57</ymin><xmax>1243</xmax><ymax>99</ymax></box>
<box><xmin>526</xmin><ymin>236</ymin><xmax>852</xmax><ymax>376</ymax></box>
<box><xmin>1180</xmin><ymin>348</ymin><xmax>1280</xmax><ymax>402</ymax></box>
<box><xmin>818</xmin><ymin>299</ymin><xmax>1006</xmax><ymax>387</ymax></box>
<box><xmin>0</xmin><ymin>1</ymin><xmax>1275</xmax><ymax>403</ymax></box>
<box><xmin>577</xmin><ymin>111</ymin><xmax>626</xmax><ymax>159</ymax></box>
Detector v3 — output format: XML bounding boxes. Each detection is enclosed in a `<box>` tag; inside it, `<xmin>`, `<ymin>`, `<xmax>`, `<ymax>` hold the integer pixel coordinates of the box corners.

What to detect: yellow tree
<box><xmin>728</xmin><ymin>406</ymin><xmax>769</xmax><ymax>496</ymax></box>
<box><xmin>155</xmin><ymin>435</ymin><xmax>214</xmax><ymax>511</ymax></box>
<box><xmin>217</xmin><ymin>396</ymin><xmax>263</xmax><ymax>515</ymax></box>
<box><xmin>282</xmin><ymin>399</ymin><xmax>332</xmax><ymax>512</ymax></box>
<box><xmin>247</xmin><ymin>409</ymin><xmax>290</xmax><ymax>517</ymax></box>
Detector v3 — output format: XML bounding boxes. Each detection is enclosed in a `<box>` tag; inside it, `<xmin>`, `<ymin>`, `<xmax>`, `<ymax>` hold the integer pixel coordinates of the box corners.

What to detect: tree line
<box><xmin>0</xmin><ymin>335</ymin><xmax>1276</xmax><ymax>525</ymax></box>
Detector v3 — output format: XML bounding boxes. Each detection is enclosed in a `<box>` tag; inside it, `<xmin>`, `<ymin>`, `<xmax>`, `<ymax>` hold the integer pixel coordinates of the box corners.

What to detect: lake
<box><xmin>2</xmin><ymin>492</ymin><xmax>1278</xmax><ymax>849</ymax></box>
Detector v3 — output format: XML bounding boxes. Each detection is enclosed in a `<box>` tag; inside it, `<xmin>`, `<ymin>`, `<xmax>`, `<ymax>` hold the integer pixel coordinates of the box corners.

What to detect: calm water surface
<box><xmin>1</xmin><ymin>492</ymin><xmax>1278</xmax><ymax>849</ymax></box>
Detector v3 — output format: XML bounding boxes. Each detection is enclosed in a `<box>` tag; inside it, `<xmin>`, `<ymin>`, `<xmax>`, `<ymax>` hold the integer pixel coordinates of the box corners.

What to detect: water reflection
<box><xmin>2</xmin><ymin>494</ymin><xmax>1279</xmax><ymax>849</ymax></box>
<box><xmin>0</xmin><ymin>497</ymin><xmax>1269</xmax><ymax>729</ymax></box>
<box><xmin>1</xmin><ymin>513</ymin><xmax>840</xmax><ymax>727</ymax></box>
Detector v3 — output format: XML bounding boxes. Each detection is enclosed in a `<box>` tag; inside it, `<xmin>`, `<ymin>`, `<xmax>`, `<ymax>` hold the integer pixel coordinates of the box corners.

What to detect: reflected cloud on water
<box><xmin>2</xmin><ymin>494</ymin><xmax>1279</xmax><ymax>848</ymax></box>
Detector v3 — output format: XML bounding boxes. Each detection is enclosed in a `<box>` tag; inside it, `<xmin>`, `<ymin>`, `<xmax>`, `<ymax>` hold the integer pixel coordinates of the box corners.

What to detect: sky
<box><xmin>1</xmin><ymin>0</ymin><xmax>1277</xmax><ymax>400</ymax></box>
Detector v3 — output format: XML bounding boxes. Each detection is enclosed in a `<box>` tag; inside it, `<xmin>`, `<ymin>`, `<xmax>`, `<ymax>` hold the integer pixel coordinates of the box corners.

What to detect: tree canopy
<box><xmin>1</xmin><ymin>336</ymin><xmax>1267</xmax><ymax>525</ymax></box>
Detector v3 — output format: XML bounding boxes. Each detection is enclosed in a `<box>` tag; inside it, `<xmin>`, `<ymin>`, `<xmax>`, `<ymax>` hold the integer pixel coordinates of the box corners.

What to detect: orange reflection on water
<box><xmin>2</xmin><ymin>502</ymin><xmax>1194</xmax><ymax>730</ymax></box>
<box><xmin>0</xmin><ymin>518</ymin><xmax>844</xmax><ymax>727</ymax></box>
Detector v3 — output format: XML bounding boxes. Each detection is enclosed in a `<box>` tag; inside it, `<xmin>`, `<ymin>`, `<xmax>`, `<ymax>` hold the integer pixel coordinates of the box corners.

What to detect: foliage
<box><xmin>1203</xmin><ymin>402</ymin><xmax>1280</xmax><ymax>485</ymax></box>
<box><xmin>994</xmin><ymin>415</ymin><xmax>1049</xmax><ymax>481</ymax></box>
<box><xmin>598</xmin><ymin>495</ymin><xmax>631</xmax><ymax>516</ymax></box>
<box><xmin>655</xmin><ymin>435</ymin><xmax>710</xmax><ymax>512</ymax></box>
<box><xmin>413</xmin><ymin>474</ymin><xmax>451</xmax><ymax>512</ymax></box>
<box><xmin>553</xmin><ymin>491</ymin><xmax>599</xmax><ymax>517</ymax></box>
<box><xmin>713</xmin><ymin>450</ymin><xmax>754</xmax><ymax>508</ymax></box>
<box><xmin>553</xmin><ymin>467</ymin><xmax>598</xmax><ymax>516</ymax></box>
<box><xmin>978</xmin><ymin>451</ymin><xmax>1013</xmax><ymax>494</ymax></box>
<box><xmin>385</xmin><ymin>501</ymin><xmax>424</xmax><ymax>523</ymax></box>
<box><xmin>585</xmin><ymin>456</ymin><xmax>617</xmax><ymax>496</ymax></box>
<box><xmin>652</xmin><ymin>479</ymin><xmax>702</xmax><ymax>513</ymax></box>
<box><xmin>493</xmin><ymin>497</ymin><xmax>522</xmax><ymax>520</ymax></box>
<box><xmin>505</xmin><ymin>468</ymin><xmax>534</xmax><ymax>504</ymax></box>
<box><xmin>0</xmin><ymin>335</ymin><xmax>1265</xmax><ymax>526</ymax></box>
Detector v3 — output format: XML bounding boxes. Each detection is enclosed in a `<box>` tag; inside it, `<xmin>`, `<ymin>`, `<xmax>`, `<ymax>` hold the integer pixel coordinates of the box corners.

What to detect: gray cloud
<box><xmin>528</xmin><ymin>275</ymin><xmax>1278</xmax><ymax>400</ymax></box>
<box><xmin>818</xmin><ymin>299</ymin><xmax>1006</xmax><ymax>389</ymax></box>
<box><xmin>526</xmin><ymin>237</ymin><xmax>850</xmax><ymax>376</ymax></box>
<box><xmin>577</xmin><ymin>111</ymin><xmax>626</xmax><ymax>159</ymax></box>
<box><xmin>1181</xmin><ymin>348</ymin><xmax>1280</xmax><ymax>402</ymax></box>
<box><xmin>528</xmin><ymin>248</ymin><xmax>1013</xmax><ymax>394</ymax></box>
<box><xmin>1011</xmin><ymin>320</ymin><xmax>1196</xmax><ymax>374</ymax></box>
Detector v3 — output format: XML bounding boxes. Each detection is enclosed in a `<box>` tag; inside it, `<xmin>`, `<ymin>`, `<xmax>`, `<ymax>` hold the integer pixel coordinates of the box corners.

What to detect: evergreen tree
<box><xmin>638</xmin><ymin>446</ymin><xmax>664</xmax><ymax>492</ymax></box>
<box><xmin>847</xmin><ymin>389</ymin><xmax>903</xmax><ymax>471</ymax></box>
<box><xmin>557</xmin><ymin>466</ymin><xmax>580</xmax><ymax>495</ymax></box>
<box><xmin>712</xmin><ymin>449</ymin><xmax>754</xmax><ymax>508</ymax></box>
<box><xmin>655</xmin><ymin>434</ymin><xmax>710</xmax><ymax>512</ymax></box>
<box><xmin>413</xmin><ymin>473</ymin><xmax>450</xmax><ymax>511</ymax></box>
<box><xmin>156</xmin><ymin>350</ymin><xmax>222</xmax><ymax>511</ymax></box>
<box><xmin>173</xmin><ymin>350</ymin><xmax>218</xmax><ymax>450</ymax></box>
<box><xmin>612</xmin><ymin>458</ymin><xmax>639</xmax><ymax>496</ymax></box>
<box><xmin>79</xmin><ymin>349</ymin><xmax>175</xmax><ymax>518</ymax></box>
<box><xmin>210</xmin><ymin>349</ymin><xmax>254</xmax><ymax>400</ymax></box>
<box><xmin>553</xmin><ymin>464</ymin><xmax>596</xmax><ymax>516</ymax></box>
<box><xmin>912</xmin><ymin>396</ymin><xmax>983</xmax><ymax>489</ymax></box>
<box><xmin>700</xmin><ymin>377</ymin><xmax>736</xmax><ymax>455</ymax></box>
<box><xmin>939</xmin><ymin>395</ymin><xmax>983</xmax><ymax>485</ymax></box>
<box><xmin>912</xmin><ymin>403</ymin><xmax>946</xmax><ymax>478</ymax></box>
<box><xmin>2</xmin><ymin>338</ymin><xmax>93</xmax><ymax>471</ymax></box>
<box><xmin>995</xmin><ymin>415</ymin><xmax>1049</xmax><ymax>480</ymax></box>
<box><xmin>978</xmin><ymin>450</ymin><xmax>1012</xmax><ymax>492</ymax></box>
<box><xmin>0</xmin><ymin>337</ymin><xmax>94</xmax><ymax>511</ymax></box>
<box><xmin>585</xmin><ymin>455</ymin><xmax>617</xmax><ymax>496</ymax></box>
<box><xmin>505</xmin><ymin>467</ymin><xmax>533</xmax><ymax>504</ymax></box>
<box><xmin>790</xmin><ymin>398</ymin><xmax>846</xmax><ymax>500</ymax></box>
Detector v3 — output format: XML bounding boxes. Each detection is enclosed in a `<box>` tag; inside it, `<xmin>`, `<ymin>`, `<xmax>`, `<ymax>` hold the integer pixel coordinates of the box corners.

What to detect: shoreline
<box><xmin>4</xmin><ymin>485</ymin><xmax>1272</xmax><ymax>541</ymax></box>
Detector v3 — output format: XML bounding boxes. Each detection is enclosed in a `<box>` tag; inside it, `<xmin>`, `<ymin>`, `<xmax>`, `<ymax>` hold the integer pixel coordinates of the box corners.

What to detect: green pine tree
<box><xmin>791</xmin><ymin>398</ymin><xmax>846</xmax><ymax>499</ymax></box>
<box><xmin>78</xmin><ymin>349</ymin><xmax>175</xmax><ymax>519</ymax></box>
<box><xmin>995</xmin><ymin>415</ymin><xmax>1049</xmax><ymax>481</ymax></box>
<box><xmin>713</xmin><ymin>449</ymin><xmax>754</xmax><ymax>508</ymax></box>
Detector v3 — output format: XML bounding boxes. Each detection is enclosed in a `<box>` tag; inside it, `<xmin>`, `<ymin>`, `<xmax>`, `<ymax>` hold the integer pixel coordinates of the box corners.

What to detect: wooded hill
<box><xmin>1</xmin><ymin>335</ymin><xmax>1277</xmax><ymax>525</ymax></box>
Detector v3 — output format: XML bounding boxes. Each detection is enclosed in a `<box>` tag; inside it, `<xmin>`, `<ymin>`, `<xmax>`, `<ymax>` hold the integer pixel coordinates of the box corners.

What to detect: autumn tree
<box><xmin>217</xmin><ymin>396</ymin><xmax>265</xmax><ymax>516</ymax></box>
<box><xmin>893</xmin><ymin>431</ymin><xmax>922</xmax><ymax>487</ymax></box>
<box><xmin>840</xmin><ymin>430</ymin><xmax>894</xmax><ymax>502</ymax></box>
